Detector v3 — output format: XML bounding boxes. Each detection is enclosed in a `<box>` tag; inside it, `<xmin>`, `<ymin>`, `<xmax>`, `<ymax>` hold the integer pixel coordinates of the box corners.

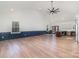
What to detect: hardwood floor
<box><xmin>0</xmin><ymin>34</ymin><xmax>78</xmax><ymax>58</ymax></box>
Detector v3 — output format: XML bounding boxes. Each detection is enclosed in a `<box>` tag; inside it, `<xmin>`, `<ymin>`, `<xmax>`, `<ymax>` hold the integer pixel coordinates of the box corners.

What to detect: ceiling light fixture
<box><xmin>48</xmin><ymin>1</ymin><xmax>60</xmax><ymax>15</ymax></box>
<box><xmin>10</xmin><ymin>8</ymin><xmax>14</xmax><ymax>12</ymax></box>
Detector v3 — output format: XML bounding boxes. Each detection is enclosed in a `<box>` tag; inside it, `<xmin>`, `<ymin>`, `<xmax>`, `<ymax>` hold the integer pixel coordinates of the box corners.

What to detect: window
<box><xmin>12</xmin><ymin>21</ymin><xmax>19</xmax><ymax>32</ymax></box>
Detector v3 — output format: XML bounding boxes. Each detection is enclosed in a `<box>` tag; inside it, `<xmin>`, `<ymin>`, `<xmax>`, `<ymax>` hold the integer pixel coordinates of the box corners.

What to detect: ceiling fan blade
<box><xmin>52</xmin><ymin>8</ymin><xmax>54</xmax><ymax>11</ymax></box>
<box><xmin>54</xmin><ymin>10</ymin><xmax>60</xmax><ymax>13</ymax></box>
<box><xmin>57</xmin><ymin>11</ymin><xmax>60</xmax><ymax>12</ymax></box>
<box><xmin>55</xmin><ymin>11</ymin><xmax>60</xmax><ymax>14</ymax></box>
<box><xmin>53</xmin><ymin>11</ymin><xmax>56</xmax><ymax>13</ymax></box>
<box><xmin>56</xmin><ymin>8</ymin><xmax>59</xmax><ymax>10</ymax></box>
<box><xmin>53</xmin><ymin>11</ymin><xmax>57</xmax><ymax>14</ymax></box>
<box><xmin>48</xmin><ymin>9</ymin><xmax>51</xmax><ymax>11</ymax></box>
<box><xmin>54</xmin><ymin>8</ymin><xmax>59</xmax><ymax>11</ymax></box>
<box><xmin>56</xmin><ymin>10</ymin><xmax>60</xmax><ymax>12</ymax></box>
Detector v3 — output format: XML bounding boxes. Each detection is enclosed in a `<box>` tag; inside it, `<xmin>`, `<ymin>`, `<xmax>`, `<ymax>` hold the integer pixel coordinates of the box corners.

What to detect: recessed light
<box><xmin>10</xmin><ymin>8</ymin><xmax>14</xmax><ymax>12</ymax></box>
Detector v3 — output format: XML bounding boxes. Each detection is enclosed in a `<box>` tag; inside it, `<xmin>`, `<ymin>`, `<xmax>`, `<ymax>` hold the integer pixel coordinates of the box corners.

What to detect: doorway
<box><xmin>52</xmin><ymin>26</ymin><xmax>59</xmax><ymax>34</ymax></box>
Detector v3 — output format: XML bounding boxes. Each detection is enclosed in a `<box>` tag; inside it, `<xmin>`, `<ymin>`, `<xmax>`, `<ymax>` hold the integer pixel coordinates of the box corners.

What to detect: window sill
<box><xmin>11</xmin><ymin>32</ymin><xmax>21</xmax><ymax>34</ymax></box>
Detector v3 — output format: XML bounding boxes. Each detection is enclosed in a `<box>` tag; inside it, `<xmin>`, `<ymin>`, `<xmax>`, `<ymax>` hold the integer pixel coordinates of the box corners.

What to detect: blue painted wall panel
<box><xmin>0</xmin><ymin>31</ymin><xmax>48</xmax><ymax>41</ymax></box>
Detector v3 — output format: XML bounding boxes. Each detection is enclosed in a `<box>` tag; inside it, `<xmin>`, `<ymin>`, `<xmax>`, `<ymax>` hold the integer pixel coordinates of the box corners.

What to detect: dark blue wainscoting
<box><xmin>0</xmin><ymin>31</ymin><xmax>48</xmax><ymax>41</ymax></box>
<box><xmin>0</xmin><ymin>32</ymin><xmax>11</xmax><ymax>40</ymax></box>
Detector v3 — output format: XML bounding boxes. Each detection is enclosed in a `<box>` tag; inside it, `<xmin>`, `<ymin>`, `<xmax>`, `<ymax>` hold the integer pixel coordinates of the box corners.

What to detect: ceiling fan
<box><xmin>48</xmin><ymin>1</ymin><xmax>60</xmax><ymax>15</ymax></box>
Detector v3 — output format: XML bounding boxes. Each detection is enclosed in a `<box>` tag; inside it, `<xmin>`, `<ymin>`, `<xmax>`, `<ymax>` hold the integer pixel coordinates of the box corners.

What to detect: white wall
<box><xmin>0</xmin><ymin>2</ymin><xmax>48</xmax><ymax>32</ymax></box>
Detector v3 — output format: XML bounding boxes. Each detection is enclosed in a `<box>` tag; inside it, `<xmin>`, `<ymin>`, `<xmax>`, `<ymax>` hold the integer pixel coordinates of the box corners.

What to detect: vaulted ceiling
<box><xmin>0</xmin><ymin>1</ymin><xmax>79</xmax><ymax>22</ymax></box>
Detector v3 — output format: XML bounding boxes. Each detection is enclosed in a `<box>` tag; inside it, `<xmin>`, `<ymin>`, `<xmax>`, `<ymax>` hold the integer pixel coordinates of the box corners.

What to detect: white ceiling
<box><xmin>0</xmin><ymin>1</ymin><xmax>79</xmax><ymax>22</ymax></box>
<box><xmin>0</xmin><ymin>1</ymin><xmax>79</xmax><ymax>10</ymax></box>
<box><xmin>0</xmin><ymin>1</ymin><xmax>79</xmax><ymax>13</ymax></box>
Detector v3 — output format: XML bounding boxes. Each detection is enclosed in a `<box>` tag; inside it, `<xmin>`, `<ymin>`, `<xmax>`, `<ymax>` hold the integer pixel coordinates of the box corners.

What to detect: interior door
<box><xmin>52</xmin><ymin>26</ymin><xmax>59</xmax><ymax>33</ymax></box>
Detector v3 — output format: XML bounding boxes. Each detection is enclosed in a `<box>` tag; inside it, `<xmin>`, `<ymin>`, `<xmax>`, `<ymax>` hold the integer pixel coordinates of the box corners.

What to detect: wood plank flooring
<box><xmin>0</xmin><ymin>34</ymin><xmax>78</xmax><ymax>58</ymax></box>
